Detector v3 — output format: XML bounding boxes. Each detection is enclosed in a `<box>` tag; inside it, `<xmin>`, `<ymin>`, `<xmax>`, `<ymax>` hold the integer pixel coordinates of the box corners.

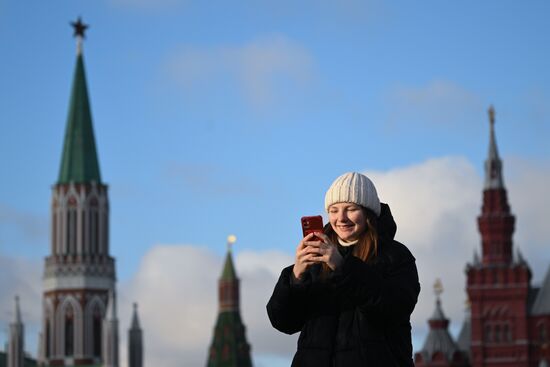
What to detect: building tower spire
<box><xmin>128</xmin><ymin>303</ymin><xmax>143</xmax><ymax>367</ymax></box>
<box><xmin>207</xmin><ymin>235</ymin><xmax>252</xmax><ymax>367</ymax></box>
<box><xmin>59</xmin><ymin>17</ymin><xmax>100</xmax><ymax>185</ymax></box>
<box><xmin>484</xmin><ymin>105</ymin><xmax>504</xmax><ymax>189</ymax></box>
<box><xmin>477</xmin><ymin>105</ymin><xmax>515</xmax><ymax>266</ymax></box>
<box><xmin>466</xmin><ymin>106</ymin><xmax>532</xmax><ymax>367</ymax></box>
<box><xmin>40</xmin><ymin>18</ymin><xmax>117</xmax><ymax>366</ymax></box>
<box><xmin>8</xmin><ymin>296</ymin><xmax>24</xmax><ymax>367</ymax></box>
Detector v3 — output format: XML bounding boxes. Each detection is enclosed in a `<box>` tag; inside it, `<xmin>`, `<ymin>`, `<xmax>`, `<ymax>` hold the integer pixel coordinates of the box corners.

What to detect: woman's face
<box><xmin>328</xmin><ymin>202</ymin><xmax>367</xmax><ymax>242</ymax></box>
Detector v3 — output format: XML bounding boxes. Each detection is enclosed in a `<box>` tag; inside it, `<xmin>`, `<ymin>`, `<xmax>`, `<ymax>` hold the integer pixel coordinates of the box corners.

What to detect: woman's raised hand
<box><xmin>293</xmin><ymin>232</ymin><xmax>320</xmax><ymax>280</ymax></box>
<box><xmin>292</xmin><ymin>232</ymin><xmax>343</xmax><ymax>280</ymax></box>
<box><xmin>309</xmin><ymin>233</ymin><xmax>343</xmax><ymax>271</ymax></box>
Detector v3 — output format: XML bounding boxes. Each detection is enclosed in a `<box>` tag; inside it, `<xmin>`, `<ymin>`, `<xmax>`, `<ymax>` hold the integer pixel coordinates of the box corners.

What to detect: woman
<box><xmin>267</xmin><ymin>172</ymin><xmax>420</xmax><ymax>366</ymax></box>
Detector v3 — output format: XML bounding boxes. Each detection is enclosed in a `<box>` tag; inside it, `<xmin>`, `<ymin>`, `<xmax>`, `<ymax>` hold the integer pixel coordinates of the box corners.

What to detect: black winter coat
<box><xmin>266</xmin><ymin>203</ymin><xmax>420</xmax><ymax>367</ymax></box>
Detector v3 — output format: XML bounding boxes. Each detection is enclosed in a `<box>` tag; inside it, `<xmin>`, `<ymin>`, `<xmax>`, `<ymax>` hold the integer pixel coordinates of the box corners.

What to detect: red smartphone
<box><xmin>301</xmin><ymin>215</ymin><xmax>324</xmax><ymax>241</ymax></box>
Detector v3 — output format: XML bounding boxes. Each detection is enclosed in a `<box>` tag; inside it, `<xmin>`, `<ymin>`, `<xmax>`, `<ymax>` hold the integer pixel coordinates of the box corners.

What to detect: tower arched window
<box><xmin>92</xmin><ymin>305</ymin><xmax>102</xmax><ymax>358</ymax></box>
<box><xmin>66</xmin><ymin>197</ymin><xmax>78</xmax><ymax>255</ymax></box>
<box><xmin>494</xmin><ymin>324</ymin><xmax>501</xmax><ymax>343</ymax></box>
<box><xmin>65</xmin><ymin>305</ymin><xmax>74</xmax><ymax>356</ymax></box>
<box><xmin>539</xmin><ymin>323</ymin><xmax>547</xmax><ymax>343</ymax></box>
<box><xmin>89</xmin><ymin>198</ymin><xmax>99</xmax><ymax>255</ymax></box>
<box><xmin>52</xmin><ymin>209</ymin><xmax>57</xmax><ymax>254</ymax></box>
<box><xmin>503</xmin><ymin>323</ymin><xmax>511</xmax><ymax>342</ymax></box>
<box><xmin>484</xmin><ymin>324</ymin><xmax>492</xmax><ymax>343</ymax></box>
<box><xmin>45</xmin><ymin>319</ymin><xmax>51</xmax><ymax>358</ymax></box>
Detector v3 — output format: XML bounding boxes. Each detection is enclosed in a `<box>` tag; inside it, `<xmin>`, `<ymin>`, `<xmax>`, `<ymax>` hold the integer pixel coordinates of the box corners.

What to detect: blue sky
<box><xmin>1</xmin><ymin>1</ymin><xmax>549</xmax><ymax>366</ymax></box>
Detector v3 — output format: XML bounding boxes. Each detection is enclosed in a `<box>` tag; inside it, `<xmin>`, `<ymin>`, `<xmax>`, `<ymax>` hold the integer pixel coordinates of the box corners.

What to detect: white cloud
<box><xmin>506</xmin><ymin>156</ymin><xmax>550</xmax><ymax>283</ymax></box>
<box><xmin>164</xmin><ymin>35</ymin><xmax>314</xmax><ymax>110</ymax></box>
<box><xmin>0</xmin><ymin>255</ymin><xmax>42</xmax><ymax>352</ymax></box>
<box><xmin>2</xmin><ymin>155</ymin><xmax>548</xmax><ymax>365</ymax></box>
<box><xmin>119</xmin><ymin>155</ymin><xmax>549</xmax><ymax>364</ymax></box>
<box><xmin>118</xmin><ymin>245</ymin><xmax>296</xmax><ymax>367</ymax></box>
<box><xmin>363</xmin><ymin>157</ymin><xmax>481</xmax><ymax>344</ymax></box>
<box><xmin>364</xmin><ymin>155</ymin><xmax>550</xmax><ymax>347</ymax></box>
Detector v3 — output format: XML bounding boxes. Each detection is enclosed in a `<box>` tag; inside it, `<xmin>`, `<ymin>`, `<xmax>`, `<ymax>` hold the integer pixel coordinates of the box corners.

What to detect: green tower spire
<box><xmin>58</xmin><ymin>20</ymin><xmax>101</xmax><ymax>185</ymax></box>
<box><xmin>221</xmin><ymin>250</ymin><xmax>237</xmax><ymax>281</ymax></box>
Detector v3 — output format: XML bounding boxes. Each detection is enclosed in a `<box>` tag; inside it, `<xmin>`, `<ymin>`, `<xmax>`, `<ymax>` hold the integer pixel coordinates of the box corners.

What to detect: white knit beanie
<box><xmin>324</xmin><ymin>172</ymin><xmax>381</xmax><ymax>217</ymax></box>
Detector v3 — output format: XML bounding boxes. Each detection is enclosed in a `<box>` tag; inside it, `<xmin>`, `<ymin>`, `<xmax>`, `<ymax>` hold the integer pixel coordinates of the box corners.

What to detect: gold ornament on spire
<box><xmin>227</xmin><ymin>234</ymin><xmax>237</xmax><ymax>251</ymax></box>
<box><xmin>434</xmin><ymin>278</ymin><xmax>444</xmax><ymax>298</ymax></box>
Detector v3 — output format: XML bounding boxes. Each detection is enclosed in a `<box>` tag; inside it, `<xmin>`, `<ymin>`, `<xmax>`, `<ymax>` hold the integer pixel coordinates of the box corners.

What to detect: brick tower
<box><xmin>465</xmin><ymin>106</ymin><xmax>532</xmax><ymax>366</ymax></box>
<box><xmin>207</xmin><ymin>236</ymin><xmax>253</xmax><ymax>367</ymax></box>
<box><xmin>38</xmin><ymin>18</ymin><xmax>118</xmax><ymax>366</ymax></box>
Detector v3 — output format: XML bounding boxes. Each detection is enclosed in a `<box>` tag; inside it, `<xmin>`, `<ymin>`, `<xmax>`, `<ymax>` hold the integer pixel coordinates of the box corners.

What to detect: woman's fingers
<box><xmin>314</xmin><ymin>232</ymin><xmax>328</xmax><ymax>241</ymax></box>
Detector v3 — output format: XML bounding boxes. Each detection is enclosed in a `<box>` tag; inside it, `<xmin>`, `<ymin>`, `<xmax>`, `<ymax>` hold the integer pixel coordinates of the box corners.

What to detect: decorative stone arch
<box><xmin>56</xmin><ymin>295</ymin><xmax>84</xmax><ymax>358</ymax></box>
<box><xmin>482</xmin><ymin>305</ymin><xmax>496</xmax><ymax>320</ymax></box>
<box><xmin>59</xmin><ymin>183</ymin><xmax>83</xmax><ymax>208</ymax></box>
<box><xmin>495</xmin><ymin>305</ymin><xmax>510</xmax><ymax>319</ymax></box>
<box><xmin>84</xmin><ymin>295</ymin><xmax>106</xmax><ymax>357</ymax></box>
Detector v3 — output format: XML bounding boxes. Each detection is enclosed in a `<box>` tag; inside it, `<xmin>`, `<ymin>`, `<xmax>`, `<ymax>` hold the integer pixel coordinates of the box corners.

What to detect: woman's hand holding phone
<box><xmin>293</xmin><ymin>232</ymin><xmax>322</xmax><ymax>280</ymax></box>
<box><xmin>306</xmin><ymin>232</ymin><xmax>343</xmax><ymax>271</ymax></box>
<box><xmin>292</xmin><ymin>232</ymin><xmax>343</xmax><ymax>280</ymax></box>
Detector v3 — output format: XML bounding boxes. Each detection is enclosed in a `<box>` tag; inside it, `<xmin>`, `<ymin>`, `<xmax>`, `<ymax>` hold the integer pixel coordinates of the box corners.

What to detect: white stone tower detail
<box><xmin>39</xmin><ymin>18</ymin><xmax>117</xmax><ymax>366</ymax></box>
<box><xmin>8</xmin><ymin>296</ymin><xmax>24</xmax><ymax>367</ymax></box>
<box><xmin>102</xmin><ymin>290</ymin><xmax>119</xmax><ymax>367</ymax></box>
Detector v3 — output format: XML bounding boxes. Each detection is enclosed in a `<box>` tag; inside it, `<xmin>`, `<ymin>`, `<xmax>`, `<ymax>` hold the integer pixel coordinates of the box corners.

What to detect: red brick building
<box><xmin>415</xmin><ymin>107</ymin><xmax>550</xmax><ymax>367</ymax></box>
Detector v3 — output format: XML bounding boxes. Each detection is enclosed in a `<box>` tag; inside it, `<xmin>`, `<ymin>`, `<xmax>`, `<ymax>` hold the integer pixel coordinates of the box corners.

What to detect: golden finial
<box><xmin>488</xmin><ymin>105</ymin><xmax>495</xmax><ymax>126</ymax></box>
<box><xmin>227</xmin><ymin>234</ymin><xmax>237</xmax><ymax>252</ymax></box>
<box><xmin>434</xmin><ymin>278</ymin><xmax>444</xmax><ymax>298</ymax></box>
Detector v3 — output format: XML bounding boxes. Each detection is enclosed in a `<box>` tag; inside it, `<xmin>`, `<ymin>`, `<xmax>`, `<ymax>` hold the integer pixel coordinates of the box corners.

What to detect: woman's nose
<box><xmin>338</xmin><ymin>211</ymin><xmax>348</xmax><ymax>222</ymax></box>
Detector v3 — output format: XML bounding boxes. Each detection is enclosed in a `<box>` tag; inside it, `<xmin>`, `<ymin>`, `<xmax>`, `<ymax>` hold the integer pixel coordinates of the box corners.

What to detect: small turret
<box><xmin>102</xmin><ymin>290</ymin><xmax>119</xmax><ymax>367</ymax></box>
<box><xmin>414</xmin><ymin>280</ymin><xmax>467</xmax><ymax>366</ymax></box>
<box><xmin>128</xmin><ymin>303</ymin><xmax>143</xmax><ymax>367</ymax></box>
<box><xmin>8</xmin><ymin>296</ymin><xmax>24</xmax><ymax>367</ymax></box>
